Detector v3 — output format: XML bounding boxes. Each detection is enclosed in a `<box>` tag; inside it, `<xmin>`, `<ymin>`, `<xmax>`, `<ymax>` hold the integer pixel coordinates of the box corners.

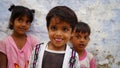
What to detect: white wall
<box><xmin>0</xmin><ymin>0</ymin><xmax>120</xmax><ymax>68</ymax></box>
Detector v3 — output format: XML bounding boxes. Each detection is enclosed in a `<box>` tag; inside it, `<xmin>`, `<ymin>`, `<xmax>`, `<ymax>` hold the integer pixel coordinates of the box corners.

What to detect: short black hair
<box><xmin>46</xmin><ymin>6</ymin><xmax>78</xmax><ymax>31</ymax></box>
<box><xmin>75</xmin><ymin>21</ymin><xmax>91</xmax><ymax>35</ymax></box>
<box><xmin>8</xmin><ymin>4</ymin><xmax>35</xmax><ymax>30</ymax></box>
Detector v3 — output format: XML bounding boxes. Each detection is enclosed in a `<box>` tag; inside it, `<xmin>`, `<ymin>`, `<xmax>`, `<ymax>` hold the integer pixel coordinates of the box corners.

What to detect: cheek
<box><xmin>73</xmin><ymin>45</ymin><xmax>79</xmax><ymax>51</ymax></box>
<box><xmin>85</xmin><ymin>40</ymin><xmax>89</xmax><ymax>44</ymax></box>
<box><xmin>48</xmin><ymin>31</ymin><xmax>54</xmax><ymax>38</ymax></box>
<box><xmin>71</xmin><ymin>37</ymin><xmax>77</xmax><ymax>43</ymax></box>
<box><xmin>73</xmin><ymin>41</ymin><xmax>79</xmax><ymax>46</ymax></box>
<box><xmin>66</xmin><ymin>33</ymin><xmax>72</xmax><ymax>40</ymax></box>
<box><xmin>27</xmin><ymin>24</ymin><xmax>31</xmax><ymax>28</ymax></box>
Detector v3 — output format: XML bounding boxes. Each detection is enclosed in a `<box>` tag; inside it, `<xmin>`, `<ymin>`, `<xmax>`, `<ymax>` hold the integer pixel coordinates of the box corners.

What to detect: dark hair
<box><xmin>8</xmin><ymin>4</ymin><xmax>35</xmax><ymax>30</ymax></box>
<box><xmin>46</xmin><ymin>6</ymin><xmax>78</xmax><ymax>31</ymax></box>
<box><xmin>75</xmin><ymin>21</ymin><xmax>91</xmax><ymax>35</ymax></box>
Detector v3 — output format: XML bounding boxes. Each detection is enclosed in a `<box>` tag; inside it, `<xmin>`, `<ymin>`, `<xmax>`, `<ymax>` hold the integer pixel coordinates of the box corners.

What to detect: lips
<box><xmin>55</xmin><ymin>38</ymin><xmax>62</xmax><ymax>42</ymax></box>
<box><xmin>79</xmin><ymin>44</ymin><xmax>84</xmax><ymax>47</ymax></box>
<box><xmin>19</xmin><ymin>28</ymin><xmax>26</xmax><ymax>31</ymax></box>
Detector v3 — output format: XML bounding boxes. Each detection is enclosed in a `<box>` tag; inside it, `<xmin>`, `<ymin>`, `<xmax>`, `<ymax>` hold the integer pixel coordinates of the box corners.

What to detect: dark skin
<box><xmin>0</xmin><ymin>52</ymin><xmax>7</xmax><ymax>68</ymax></box>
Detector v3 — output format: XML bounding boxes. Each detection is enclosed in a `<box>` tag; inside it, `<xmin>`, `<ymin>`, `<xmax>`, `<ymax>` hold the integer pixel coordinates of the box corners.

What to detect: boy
<box><xmin>70</xmin><ymin>22</ymin><xmax>96</xmax><ymax>68</ymax></box>
<box><xmin>28</xmin><ymin>6</ymin><xmax>80</xmax><ymax>68</ymax></box>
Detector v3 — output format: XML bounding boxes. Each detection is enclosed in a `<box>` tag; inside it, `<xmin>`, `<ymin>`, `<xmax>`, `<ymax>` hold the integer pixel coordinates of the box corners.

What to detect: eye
<box><xmin>26</xmin><ymin>20</ymin><xmax>31</xmax><ymax>25</ymax></box>
<box><xmin>51</xmin><ymin>26</ymin><xmax>56</xmax><ymax>31</ymax></box>
<box><xmin>18</xmin><ymin>18</ymin><xmax>23</xmax><ymax>23</ymax></box>
<box><xmin>76</xmin><ymin>35</ymin><xmax>81</xmax><ymax>39</ymax></box>
<box><xmin>85</xmin><ymin>36</ymin><xmax>89</xmax><ymax>40</ymax></box>
<box><xmin>63</xmin><ymin>27</ymin><xmax>69</xmax><ymax>32</ymax></box>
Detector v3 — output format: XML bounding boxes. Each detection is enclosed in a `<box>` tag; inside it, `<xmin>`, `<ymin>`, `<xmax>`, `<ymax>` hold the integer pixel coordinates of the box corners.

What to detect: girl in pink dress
<box><xmin>0</xmin><ymin>4</ymin><xmax>38</xmax><ymax>68</ymax></box>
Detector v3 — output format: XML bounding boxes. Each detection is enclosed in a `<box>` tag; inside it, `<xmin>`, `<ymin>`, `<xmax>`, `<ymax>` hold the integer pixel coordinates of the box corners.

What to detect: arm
<box><xmin>0</xmin><ymin>52</ymin><xmax>7</xmax><ymax>68</ymax></box>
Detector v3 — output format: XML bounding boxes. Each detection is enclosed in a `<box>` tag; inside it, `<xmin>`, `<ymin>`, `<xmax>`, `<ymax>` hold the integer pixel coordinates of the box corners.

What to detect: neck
<box><xmin>78</xmin><ymin>50</ymin><xmax>85</xmax><ymax>57</ymax></box>
<box><xmin>48</xmin><ymin>41</ymin><xmax>66</xmax><ymax>51</ymax></box>
<box><xmin>12</xmin><ymin>33</ymin><xmax>26</xmax><ymax>39</ymax></box>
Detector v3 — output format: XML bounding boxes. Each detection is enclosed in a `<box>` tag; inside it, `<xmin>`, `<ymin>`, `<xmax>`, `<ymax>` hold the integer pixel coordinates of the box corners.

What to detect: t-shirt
<box><xmin>42</xmin><ymin>48</ymin><xmax>65</xmax><ymax>68</ymax></box>
<box><xmin>79</xmin><ymin>50</ymin><xmax>96</xmax><ymax>68</ymax></box>
<box><xmin>0</xmin><ymin>35</ymin><xmax>38</xmax><ymax>68</ymax></box>
<box><xmin>28</xmin><ymin>42</ymin><xmax>80</xmax><ymax>68</ymax></box>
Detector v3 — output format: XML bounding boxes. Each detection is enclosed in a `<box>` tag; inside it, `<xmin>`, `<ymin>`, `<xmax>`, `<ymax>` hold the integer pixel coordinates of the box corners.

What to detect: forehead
<box><xmin>49</xmin><ymin>17</ymin><xmax>70</xmax><ymax>27</ymax></box>
<box><xmin>17</xmin><ymin>15</ymin><xmax>29</xmax><ymax>20</ymax></box>
<box><xmin>73</xmin><ymin>31</ymin><xmax>89</xmax><ymax>36</ymax></box>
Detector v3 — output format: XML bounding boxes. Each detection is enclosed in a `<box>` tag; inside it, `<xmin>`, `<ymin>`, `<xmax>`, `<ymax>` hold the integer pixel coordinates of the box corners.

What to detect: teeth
<box><xmin>55</xmin><ymin>38</ymin><xmax>62</xmax><ymax>42</ymax></box>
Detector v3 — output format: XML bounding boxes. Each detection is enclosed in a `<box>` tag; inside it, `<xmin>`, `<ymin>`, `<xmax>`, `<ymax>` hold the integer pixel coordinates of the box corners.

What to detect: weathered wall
<box><xmin>0</xmin><ymin>0</ymin><xmax>120</xmax><ymax>68</ymax></box>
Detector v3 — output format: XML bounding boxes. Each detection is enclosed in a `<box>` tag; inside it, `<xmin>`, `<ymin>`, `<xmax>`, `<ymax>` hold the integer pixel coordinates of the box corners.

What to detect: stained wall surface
<box><xmin>0</xmin><ymin>0</ymin><xmax>120</xmax><ymax>68</ymax></box>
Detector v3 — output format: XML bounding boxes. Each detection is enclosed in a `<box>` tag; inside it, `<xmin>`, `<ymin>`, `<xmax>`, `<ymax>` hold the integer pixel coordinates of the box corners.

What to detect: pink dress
<box><xmin>79</xmin><ymin>50</ymin><xmax>96</xmax><ymax>68</ymax></box>
<box><xmin>0</xmin><ymin>35</ymin><xmax>39</xmax><ymax>68</ymax></box>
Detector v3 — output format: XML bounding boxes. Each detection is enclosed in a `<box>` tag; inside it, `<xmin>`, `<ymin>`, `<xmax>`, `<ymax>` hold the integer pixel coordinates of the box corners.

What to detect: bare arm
<box><xmin>0</xmin><ymin>52</ymin><xmax>7</xmax><ymax>68</ymax></box>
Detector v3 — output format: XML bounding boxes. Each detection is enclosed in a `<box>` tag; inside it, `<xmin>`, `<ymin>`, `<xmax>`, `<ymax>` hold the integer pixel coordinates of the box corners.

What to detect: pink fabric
<box><xmin>0</xmin><ymin>35</ymin><xmax>38</xmax><ymax>68</ymax></box>
<box><xmin>90</xmin><ymin>57</ymin><xmax>96</xmax><ymax>68</ymax></box>
<box><xmin>79</xmin><ymin>50</ymin><xmax>96</xmax><ymax>68</ymax></box>
<box><xmin>79</xmin><ymin>50</ymin><xmax>86</xmax><ymax>61</ymax></box>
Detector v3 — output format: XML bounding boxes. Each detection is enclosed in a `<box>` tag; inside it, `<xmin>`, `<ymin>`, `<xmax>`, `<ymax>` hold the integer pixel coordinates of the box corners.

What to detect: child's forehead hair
<box><xmin>75</xmin><ymin>30</ymin><xmax>89</xmax><ymax>34</ymax></box>
<box><xmin>46</xmin><ymin>6</ymin><xmax>78</xmax><ymax>31</ymax></box>
<box><xmin>74</xmin><ymin>22</ymin><xmax>91</xmax><ymax>35</ymax></box>
<box><xmin>52</xmin><ymin>16</ymin><xmax>70</xmax><ymax>24</ymax></box>
<box><xmin>17</xmin><ymin>14</ymin><xmax>30</xmax><ymax>20</ymax></box>
<box><xmin>74</xmin><ymin>27</ymin><xmax>90</xmax><ymax>35</ymax></box>
<box><xmin>18</xmin><ymin>11</ymin><xmax>32</xmax><ymax>19</ymax></box>
<box><xmin>11</xmin><ymin>6</ymin><xmax>34</xmax><ymax>22</ymax></box>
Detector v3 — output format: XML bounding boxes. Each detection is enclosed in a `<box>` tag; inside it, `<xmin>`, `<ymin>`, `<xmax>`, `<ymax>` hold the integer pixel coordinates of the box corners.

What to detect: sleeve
<box><xmin>90</xmin><ymin>57</ymin><xmax>96</xmax><ymax>68</ymax></box>
<box><xmin>29</xmin><ymin>35</ymin><xmax>40</xmax><ymax>49</ymax></box>
<box><xmin>0</xmin><ymin>40</ymin><xmax>6</xmax><ymax>54</ymax></box>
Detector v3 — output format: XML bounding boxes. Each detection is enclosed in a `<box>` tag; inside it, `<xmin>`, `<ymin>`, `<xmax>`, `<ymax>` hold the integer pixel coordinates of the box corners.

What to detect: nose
<box><xmin>55</xmin><ymin>30</ymin><xmax>62</xmax><ymax>36</ymax></box>
<box><xmin>21</xmin><ymin>22</ymin><xmax>27</xmax><ymax>26</ymax></box>
<box><xmin>80</xmin><ymin>37</ymin><xmax>85</xmax><ymax>42</ymax></box>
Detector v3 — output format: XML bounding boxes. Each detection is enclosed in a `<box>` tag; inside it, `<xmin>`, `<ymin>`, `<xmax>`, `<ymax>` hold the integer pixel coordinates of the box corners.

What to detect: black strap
<box><xmin>69</xmin><ymin>49</ymin><xmax>76</xmax><ymax>68</ymax></box>
<box><xmin>33</xmin><ymin>43</ymin><xmax>43</xmax><ymax>68</ymax></box>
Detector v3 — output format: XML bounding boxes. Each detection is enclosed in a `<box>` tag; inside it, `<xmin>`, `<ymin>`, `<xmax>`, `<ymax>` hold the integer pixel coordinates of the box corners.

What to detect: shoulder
<box><xmin>1</xmin><ymin>35</ymin><xmax>11</xmax><ymax>42</ymax></box>
<box><xmin>0</xmin><ymin>35</ymin><xmax>12</xmax><ymax>46</ymax></box>
<box><xmin>27</xmin><ymin>34</ymin><xmax>37</xmax><ymax>40</ymax></box>
<box><xmin>86</xmin><ymin>51</ymin><xmax>94</xmax><ymax>60</ymax></box>
<box><xmin>34</xmin><ymin>41</ymin><xmax>48</xmax><ymax>48</ymax></box>
<box><xmin>27</xmin><ymin>34</ymin><xmax>39</xmax><ymax>43</ymax></box>
<box><xmin>0</xmin><ymin>35</ymin><xmax>12</xmax><ymax>54</ymax></box>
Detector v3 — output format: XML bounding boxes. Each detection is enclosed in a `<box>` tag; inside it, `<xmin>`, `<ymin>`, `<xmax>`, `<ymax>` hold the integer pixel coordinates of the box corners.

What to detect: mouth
<box><xmin>19</xmin><ymin>28</ymin><xmax>26</xmax><ymax>31</ymax></box>
<box><xmin>79</xmin><ymin>44</ymin><xmax>84</xmax><ymax>47</ymax></box>
<box><xmin>55</xmin><ymin>38</ymin><xmax>62</xmax><ymax>42</ymax></box>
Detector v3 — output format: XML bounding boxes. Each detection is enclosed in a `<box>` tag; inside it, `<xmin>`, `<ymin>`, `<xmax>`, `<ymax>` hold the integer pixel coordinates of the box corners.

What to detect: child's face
<box><xmin>71</xmin><ymin>31</ymin><xmax>90</xmax><ymax>52</ymax></box>
<box><xmin>48</xmin><ymin>17</ymin><xmax>72</xmax><ymax>50</ymax></box>
<box><xmin>12</xmin><ymin>15</ymin><xmax>31</xmax><ymax>35</ymax></box>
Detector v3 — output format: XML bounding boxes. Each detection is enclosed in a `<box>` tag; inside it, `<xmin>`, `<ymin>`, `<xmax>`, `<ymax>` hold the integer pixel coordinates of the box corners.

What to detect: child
<box><xmin>70</xmin><ymin>22</ymin><xmax>96</xmax><ymax>68</ymax></box>
<box><xmin>28</xmin><ymin>6</ymin><xmax>80</xmax><ymax>68</ymax></box>
<box><xmin>0</xmin><ymin>4</ymin><xmax>39</xmax><ymax>68</ymax></box>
